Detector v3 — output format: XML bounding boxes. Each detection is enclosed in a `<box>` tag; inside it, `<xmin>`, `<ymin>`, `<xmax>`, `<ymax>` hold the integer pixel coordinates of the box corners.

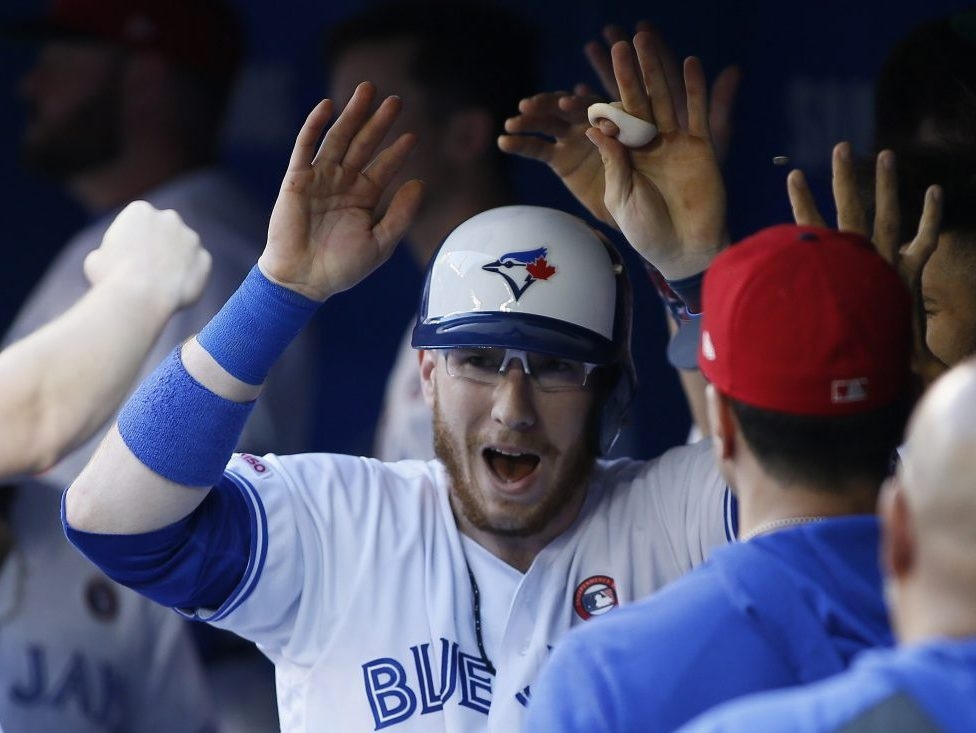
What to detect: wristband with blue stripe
<box><xmin>197</xmin><ymin>265</ymin><xmax>321</xmax><ymax>385</ymax></box>
<box><xmin>117</xmin><ymin>348</ymin><xmax>254</xmax><ymax>487</ymax></box>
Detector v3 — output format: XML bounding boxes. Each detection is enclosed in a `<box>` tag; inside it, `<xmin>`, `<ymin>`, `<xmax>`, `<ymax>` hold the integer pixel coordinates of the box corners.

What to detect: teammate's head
<box><xmin>881</xmin><ymin>357</ymin><xmax>976</xmax><ymax>642</ymax></box>
<box><xmin>895</xmin><ymin>151</ymin><xmax>976</xmax><ymax>369</ymax></box>
<box><xmin>15</xmin><ymin>0</ymin><xmax>243</xmax><ymax>181</ymax></box>
<box><xmin>324</xmin><ymin>0</ymin><xmax>537</xmax><ymax>176</ymax></box>
<box><xmin>700</xmin><ymin>225</ymin><xmax>913</xmax><ymax>493</ymax></box>
<box><xmin>413</xmin><ymin>206</ymin><xmax>634</xmax><ymax>548</ymax></box>
<box><xmin>875</xmin><ymin>9</ymin><xmax>976</xmax><ymax>158</ymax></box>
<box><xmin>323</xmin><ymin>0</ymin><xmax>539</xmax><ymax>259</ymax></box>
<box><xmin>871</xmin><ymin>10</ymin><xmax>976</xmax><ymax>374</ymax></box>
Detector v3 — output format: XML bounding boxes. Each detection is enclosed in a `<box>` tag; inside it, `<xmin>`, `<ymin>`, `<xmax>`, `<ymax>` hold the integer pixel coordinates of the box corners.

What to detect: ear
<box><xmin>419</xmin><ymin>350</ymin><xmax>438</xmax><ymax>408</ymax></box>
<box><xmin>705</xmin><ymin>384</ymin><xmax>737</xmax><ymax>461</ymax></box>
<box><xmin>880</xmin><ymin>476</ymin><xmax>915</xmax><ymax>581</ymax></box>
<box><xmin>441</xmin><ymin>108</ymin><xmax>495</xmax><ymax>164</ymax></box>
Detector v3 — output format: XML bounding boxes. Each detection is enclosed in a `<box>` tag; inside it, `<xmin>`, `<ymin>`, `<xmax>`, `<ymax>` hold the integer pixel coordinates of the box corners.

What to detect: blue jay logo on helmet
<box><xmin>481</xmin><ymin>246</ymin><xmax>556</xmax><ymax>301</ymax></box>
<box><xmin>413</xmin><ymin>205</ymin><xmax>638</xmax><ymax>453</ymax></box>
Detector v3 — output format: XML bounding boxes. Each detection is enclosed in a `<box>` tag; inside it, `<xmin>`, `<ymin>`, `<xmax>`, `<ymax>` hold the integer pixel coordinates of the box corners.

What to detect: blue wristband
<box><xmin>645</xmin><ymin>266</ymin><xmax>706</xmax><ymax>370</ymax></box>
<box><xmin>197</xmin><ymin>265</ymin><xmax>321</xmax><ymax>385</ymax></box>
<box><xmin>117</xmin><ymin>348</ymin><xmax>255</xmax><ymax>487</ymax></box>
<box><xmin>666</xmin><ymin>270</ymin><xmax>704</xmax><ymax>317</ymax></box>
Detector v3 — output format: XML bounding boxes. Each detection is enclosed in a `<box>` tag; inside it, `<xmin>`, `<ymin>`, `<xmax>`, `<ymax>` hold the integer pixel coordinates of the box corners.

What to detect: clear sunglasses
<box><xmin>442</xmin><ymin>347</ymin><xmax>597</xmax><ymax>392</ymax></box>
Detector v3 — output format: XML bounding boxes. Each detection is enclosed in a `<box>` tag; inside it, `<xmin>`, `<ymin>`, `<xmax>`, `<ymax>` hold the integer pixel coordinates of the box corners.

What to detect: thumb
<box><xmin>83</xmin><ymin>248</ymin><xmax>104</xmax><ymax>286</ymax></box>
<box><xmin>586</xmin><ymin>126</ymin><xmax>634</xmax><ymax>201</ymax></box>
<box><xmin>901</xmin><ymin>184</ymin><xmax>943</xmax><ymax>285</ymax></box>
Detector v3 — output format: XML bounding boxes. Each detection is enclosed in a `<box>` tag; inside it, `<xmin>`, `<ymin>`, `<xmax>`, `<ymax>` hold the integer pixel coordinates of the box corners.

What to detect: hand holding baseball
<box><xmin>586</xmin><ymin>33</ymin><xmax>727</xmax><ymax>279</ymax></box>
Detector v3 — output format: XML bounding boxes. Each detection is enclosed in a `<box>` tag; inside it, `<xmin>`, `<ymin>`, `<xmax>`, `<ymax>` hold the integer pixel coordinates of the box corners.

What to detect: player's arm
<box><xmin>583</xmin><ymin>32</ymin><xmax>730</xmax><ymax>443</ymax></box>
<box><xmin>0</xmin><ymin>201</ymin><xmax>210</xmax><ymax>480</ymax></box>
<box><xmin>65</xmin><ymin>82</ymin><xmax>423</xmax><ymax>536</ymax></box>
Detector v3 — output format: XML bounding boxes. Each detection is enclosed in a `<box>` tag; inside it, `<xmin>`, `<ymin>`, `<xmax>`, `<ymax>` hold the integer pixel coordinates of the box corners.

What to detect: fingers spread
<box><xmin>497</xmin><ymin>133</ymin><xmax>555</xmax><ymax>163</ymax></box>
<box><xmin>872</xmin><ymin>150</ymin><xmax>900</xmax><ymax>262</ymax></box>
<box><xmin>504</xmin><ymin>110</ymin><xmax>573</xmax><ymax>139</ymax></box>
<box><xmin>340</xmin><ymin>94</ymin><xmax>405</xmax><ymax>173</ymax></box>
<box><xmin>287</xmin><ymin>99</ymin><xmax>334</xmax><ymax>173</ymax></box>
<box><xmin>633</xmin><ymin>31</ymin><xmax>677</xmax><ymax>132</ymax></box>
<box><xmin>905</xmin><ymin>185</ymin><xmax>943</xmax><ymax>278</ymax></box>
<box><xmin>637</xmin><ymin>22</ymin><xmax>687</xmax><ymax>128</ymax></box>
<box><xmin>611</xmin><ymin>39</ymin><xmax>654</xmax><ymax>122</ymax></box>
<box><xmin>832</xmin><ymin>142</ymin><xmax>867</xmax><ymax>234</ymax></box>
<box><xmin>314</xmin><ymin>82</ymin><xmax>378</xmax><ymax>167</ymax></box>
<box><xmin>787</xmin><ymin>169</ymin><xmax>827</xmax><ymax>227</ymax></box>
<box><xmin>517</xmin><ymin>91</ymin><xmax>571</xmax><ymax>115</ymax></box>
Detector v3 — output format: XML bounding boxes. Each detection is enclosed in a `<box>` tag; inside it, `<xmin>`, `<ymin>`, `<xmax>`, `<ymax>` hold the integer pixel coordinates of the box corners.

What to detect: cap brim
<box><xmin>413</xmin><ymin>311</ymin><xmax>619</xmax><ymax>365</ymax></box>
<box><xmin>667</xmin><ymin>318</ymin><xmax>701</xmax><ymax>371</ymax></box>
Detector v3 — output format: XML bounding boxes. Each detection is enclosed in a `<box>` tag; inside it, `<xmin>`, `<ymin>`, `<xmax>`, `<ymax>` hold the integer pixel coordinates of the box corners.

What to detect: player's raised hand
<box><xmin>585</xmin><ymin>22</ymin><xmax>741</xmax><ymax>164</ymax></box>
<box><xmin>84</xmin><ymin>200</ymin><xmax>212</xmax><ymax>312</ymax></box>
<box><xmin>260</xmin><ymin>82</ymin><xmax>424</xmax><ymax>301</ymax></box>
<box><xmin>788</xmin><ymin>142</ymin><xmax>945</xmax><ymax>384</ymax></box>
<box><xmin>498</xmin><ymin>25</ymin><xmax>661</xmax><ymax>229</ymax></box>
<box><xmin>587</xmin><ymin>32</ymin><xmax>727</xmax><ymax>279</ymax></box>
<box><xmin>788</xmin><ymin>142</ymin><xmax>943</xmax><ymax>289</ymax></box>
<box><xmin>499</xmin><ymin>88</ymin><xmax>616</xmax><ymax>226</ymax></box>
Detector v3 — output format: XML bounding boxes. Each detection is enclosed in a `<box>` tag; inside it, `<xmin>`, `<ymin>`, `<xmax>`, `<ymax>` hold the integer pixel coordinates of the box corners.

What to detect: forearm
<box><xmin>63</xmin><ymin>340</ymin><xmax>259</xmax><ymax>534</ymax></box>
<box><xmin>65</xmin><ymin>423</ymin><xmax>212</xmax><ymax>533</ymax></box>
<box><xmin>0</xmin><ymin>279</ymin><xmax>180</xmax><ymax>477</ymax></box>
<box><xmin>65</xmin><ymin>266</ymin><xmax>317</xmax><ymax>534</ymax></box>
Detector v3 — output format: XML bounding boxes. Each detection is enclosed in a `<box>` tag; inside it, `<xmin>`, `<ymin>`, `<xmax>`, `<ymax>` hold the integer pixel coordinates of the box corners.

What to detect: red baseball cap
<box><xmin>699</xmin><ymin>224</ymin><xmax>912</xmax><ymax>415</ymax></box>
<box><xmin>5</xmin><ymin>0</ymin><xmax>243</xmax><ymax>81</ymax></box>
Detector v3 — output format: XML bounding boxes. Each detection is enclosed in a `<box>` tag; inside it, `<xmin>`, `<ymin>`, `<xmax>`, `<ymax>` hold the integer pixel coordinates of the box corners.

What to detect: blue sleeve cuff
<box><xmin>646</xmin><ymin>266</ymin><xmax>706</xmax><ymax>370</ymax></box>
<box><xmin>666</xmin><ymin>270</ymin><xmax>704</xmax><ymax>317</ymax></box>
<box><xmin>62</xmin><ymin>475</ymin><xmax>253</xmax><ymax>610</ymax></box>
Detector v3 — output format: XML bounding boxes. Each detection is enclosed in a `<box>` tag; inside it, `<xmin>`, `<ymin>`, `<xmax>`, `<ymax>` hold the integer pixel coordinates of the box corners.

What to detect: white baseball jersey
<box><xmin>0</xmin><ymin>483</ymin><xmax>216</xmax><ymax>732</ymax></box>
<box><xmin>188</xmin><ymin>440</ymin><xmax>734</xmax><ymax>732</ymax></box>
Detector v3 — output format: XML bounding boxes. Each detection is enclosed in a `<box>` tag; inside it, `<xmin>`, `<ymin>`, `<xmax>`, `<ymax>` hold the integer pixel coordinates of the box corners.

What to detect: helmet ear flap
<box><xmin>596</xmin><ymin>236</ymin><xmax>637</xmax><ymax>455</ymax></box>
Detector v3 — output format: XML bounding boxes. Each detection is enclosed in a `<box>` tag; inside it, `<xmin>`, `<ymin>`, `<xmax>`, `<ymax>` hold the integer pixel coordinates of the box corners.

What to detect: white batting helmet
<box><xmin>412</xmin><ymin>205</ymin><xmax>636</xmax><ymax>453</ymax></box>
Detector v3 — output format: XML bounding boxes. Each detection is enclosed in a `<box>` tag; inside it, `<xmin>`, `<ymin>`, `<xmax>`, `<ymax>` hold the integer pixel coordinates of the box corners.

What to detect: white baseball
<box><xmin>587</xmin><ymin>101</ymin><xmax>658</xmax><ymax>148</ymax></box>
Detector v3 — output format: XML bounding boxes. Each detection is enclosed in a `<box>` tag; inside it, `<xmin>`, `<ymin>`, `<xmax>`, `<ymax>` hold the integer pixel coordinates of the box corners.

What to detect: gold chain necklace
<box><xmin>740</xmin><ymin>515</ymin><xmax>830</xmax><ymax>541</ymax></box>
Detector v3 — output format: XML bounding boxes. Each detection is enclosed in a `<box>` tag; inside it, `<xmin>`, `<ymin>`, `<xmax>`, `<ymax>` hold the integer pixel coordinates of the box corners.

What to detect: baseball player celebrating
<box><xmin>62</xmin><ymin>81</ymin><xmax>734</xmax><ymax>731</ymax></box>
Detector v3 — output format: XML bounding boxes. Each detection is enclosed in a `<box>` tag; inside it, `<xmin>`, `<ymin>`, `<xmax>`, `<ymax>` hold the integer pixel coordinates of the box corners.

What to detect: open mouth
<box><xmin>483</xmin><ymin>448</ymin><xmax>540</xmax><ymax>483</ymax></box>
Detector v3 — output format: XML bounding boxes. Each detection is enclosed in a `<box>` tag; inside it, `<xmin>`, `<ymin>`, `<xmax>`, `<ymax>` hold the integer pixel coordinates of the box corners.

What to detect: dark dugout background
<box><xmin>1</xmin><ymin>0</ymin><xmax>970</xmax><ymax>459</ymax></box>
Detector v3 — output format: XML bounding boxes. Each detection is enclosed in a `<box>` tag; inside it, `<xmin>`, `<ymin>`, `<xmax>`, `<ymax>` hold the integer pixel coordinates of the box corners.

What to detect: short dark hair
<box><xmin>323</xmin><ymin>0</ymin><xmax>539</xmax><ymax>176</ymax></box>
<box><xmin>875</xmin><ymin>11</ymin><xmax>976</xmax><ymax>157</ymax></box>
<box><xmin>729</xmin><ymin>397</ymin><xmax>910</xmax><ymax>492</ymax></box>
